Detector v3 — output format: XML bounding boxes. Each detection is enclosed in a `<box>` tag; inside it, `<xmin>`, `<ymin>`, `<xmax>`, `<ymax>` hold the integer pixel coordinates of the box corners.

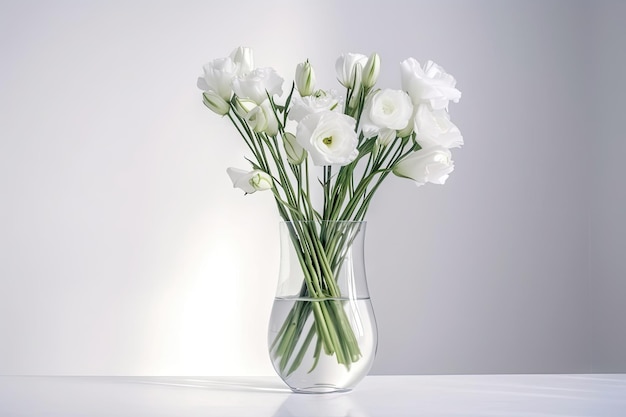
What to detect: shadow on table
<box><xmin>125</xmin><ymin>376</ymin><xmax>291</xmax><ymax>393</ymax></box>
<box><xmin>125</xmin><ymin>376</ymin><xmax>370</xmax><ymax>416</ymax></box>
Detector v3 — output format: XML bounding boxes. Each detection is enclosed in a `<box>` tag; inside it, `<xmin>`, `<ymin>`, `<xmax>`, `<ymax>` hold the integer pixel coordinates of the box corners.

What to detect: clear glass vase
<box><xmin>268</xmin><ymin>221</ymin><xmax>378</xmax><ymax>393</ymax></box>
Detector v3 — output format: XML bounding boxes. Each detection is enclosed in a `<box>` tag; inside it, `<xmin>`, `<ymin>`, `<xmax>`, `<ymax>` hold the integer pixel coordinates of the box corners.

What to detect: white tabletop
<box><xmin>0</xmin><ymin>374</ymin><xmax>624</xmax><ymax>416</ymax></box>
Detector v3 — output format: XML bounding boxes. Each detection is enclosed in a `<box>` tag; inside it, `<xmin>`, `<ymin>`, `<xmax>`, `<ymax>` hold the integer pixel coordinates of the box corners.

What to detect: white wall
<box><xmin>0</xmin><ymin>0</ymin><xmax>620</xmax><ymax>375</ymax></box>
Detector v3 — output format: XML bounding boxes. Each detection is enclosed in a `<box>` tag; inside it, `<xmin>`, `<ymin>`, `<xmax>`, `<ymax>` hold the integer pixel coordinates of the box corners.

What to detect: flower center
<box><xmin>382</xmin><ymin>100</ymin><xmax>395</xmax><ymax>115</ymax></box>
<box><xmin>323</xmin><ymin>136</ymin><xmax>333</xmax><ymax>146</ymax></box>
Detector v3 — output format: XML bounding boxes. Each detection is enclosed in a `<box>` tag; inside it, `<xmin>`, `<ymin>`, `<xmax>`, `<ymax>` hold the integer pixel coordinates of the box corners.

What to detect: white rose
<box><xmin>414</xmin><ymin>105</ymin><xmax>463</xmax><ymax>149</ymax></box>
<box><xmin>245</xmin><ymin>100</ymin><xmax>279</xmax><ymax>136</ymax></box>
<box><xmin>360</xmin><ymin>89</ymin><xmax>413</xmax><ymax>138</ymax></box>
<box><xmin>393</xmin><ymin>146</ymin><xmax>454</xmax><ymax>186</ymax></box>
<box><xmin>336</xmin><ymin>53</ymin><xmax>368</xmax><ymax>88</ymax></box>
<box><xmin>197</xmin><ymin>56</ymin><xmax>238</xmax><ymax>100</ymax></box>
<box><xmin>400</xmin><ymin>58</ymin><xmax>461</xmax><ymax>110</ymax></box>
<box><xmin>232</xmin><ymin>67</ymin><xmax>284</xmax><ymax>105</ymax></box>
<box><xmin>226</xmin><ymin>167</ymin><xmax>273</xmax><ymax>194</ymax></box>
<box><xmin>230</xmin><ymin>46</ymin><xmax>254</xmax><ymax>75</ymax></box>
<box><xmin>296</xmin><ymin>110</ymin><xmax>358</xmax><ymax>166</ymax></box>
<box><xmin>288</xmin><ymin>90</ymin><xmax>342</xmax><ymax>122</ymax></box>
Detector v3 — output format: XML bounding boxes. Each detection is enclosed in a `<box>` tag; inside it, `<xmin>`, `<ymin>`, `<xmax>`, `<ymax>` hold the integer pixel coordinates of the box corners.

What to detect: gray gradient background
<box><xmin>1</xmin><ymin>0</ymin><xmax>624</xmax><ymax>375</ymax></box>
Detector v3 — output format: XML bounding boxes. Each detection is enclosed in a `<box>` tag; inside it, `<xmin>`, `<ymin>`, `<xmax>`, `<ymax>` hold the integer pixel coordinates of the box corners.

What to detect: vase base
<box><xmin>289</xmin><ymin>385</ymin><xmax>352</xmax><ymax>394</ymax></box>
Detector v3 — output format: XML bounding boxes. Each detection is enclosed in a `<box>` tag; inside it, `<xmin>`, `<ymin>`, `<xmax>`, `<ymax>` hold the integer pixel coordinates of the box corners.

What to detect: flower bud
<box><xmin>372</xmin><ymin>142</ymin><xmax>380</xmax><ymax>161</ymax></box>
<box><xmin>373</xmin><ymin>128</ymin><xmax>395</xmax><ymax>160</ymax></box>
<box><xmin>351</xmin><ymin>63</ymin><xmax>363</xmax><ymax>90</ymax></box>
<box><xmin>249</xmin><ymin>171</ymin><xmax>273</xmax><ymax>191</ymax></box>
<box><xmin>227</xmin><ymin>167</ymin><xmax>273</xmax><ymax>194</ymax></box>
<box><xmin>295</xmin><ymin>60</ymin><xmax>316</xmax><ymax>97</ymax></box>
<box><xmin>202</xmin><ymin>91</ymin><xmax>230</xmax><ymax>115</ymax></box>
<box><xmin>362</xmin><ymin>53</ymin><xmax>380</xmax><ymax>89</ymax></box>
<box><xmin>232</xmin><ymin>96</ymin><xmax>257</xmax><ymax>118</ymax></box>
<box><xmin>348</xmin><ymin>64</ymin><xmax>363</xmax><ymax>108</ymax></box>
<box><xmin>245</xmin><ymin>100</ymin><xmax>279</xmax><ymax>136</ymax></box>
<box><xmin>375</xmin><ymin>128</ymin><xmax>396</xmax><ymax>147</ymax></box>
<box><xmin>283</xmin><ymin>132</ymin><xmax>307</xmax><ymax>165</ymax></box>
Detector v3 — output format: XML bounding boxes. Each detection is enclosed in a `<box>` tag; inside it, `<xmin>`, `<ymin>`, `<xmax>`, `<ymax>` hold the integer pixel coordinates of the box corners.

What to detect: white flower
<box><xmin>400</xmin><ymin>58</ymin><xmax>461</xmax><ymax>110</ymax></box>
<box><xmin>202</xmin><ymin>91</ymin><xmax>230</xmax><ymax>115</ymax></box>
<box><xmin>197</xmin><ymin>56</ymin><xmax>238</xmax><ymax>100</ymax></box>
<box><xmin>414</xmin><ymin>105</ymin><xmax>463</xmax><ymax>149</ymax></box>
<box><xmin>336</xmin><ymin>53</ymin><xmax>367</xmax><ymax>88</ymax></box>
<box><xmin>360</xmin><ymin>89</ymin><xmax>414</xmax><ymax>138</ymax></box>
<box><xmin>288</xmin><ymin>90</ymin><xmax>342</xmax><ymax>122</ymax></box>
<box><xmin>296</xmin><ymin>110</ymin><xmax>358</xmax><ymax>166</ymax></box>
<box><xmin>232</xmin><ymin>97</ymin><xmax>257</xmax><ymax>118</ymax></box>
<box><xmin>232</xmin><ymin>67</ymin><xmax>284</xmax><ymax>105</ymax></box>
<box><xmin>295</xmin><ymin>60</ymin><xmax>316</xmax><ymax>97</ymax></box>
<box><xmin>230</xmin><ymin>46</ymin><xmax>254</xmax><ymax>75</ymax></box>
<box><xmin>393</xmin><ymin>146</ymin><xmax>454</xmax><ymax>186</ymax></box>
<box><xmin>376</xmin><ymin>128</ymin><xmax>397</xmax><ymax>147</ymax></box>
<box><xmin>282</xmin><ymin>132</ymin><xmax>307</xmax><ymax>165</ymax></box>
<box><xmin>227</xmin><ymin>167</ymin><xmax>273</xmax><ymax>194</ymax></box>
<box><xmin>245</xmin><ymin>100</ymin><xmax>279</xmax><ymax>136</ymax></box>
<box><xmin>362</xmin><ymin>53</ymin><xmax>380</xmax><ymax>89</ymax></box>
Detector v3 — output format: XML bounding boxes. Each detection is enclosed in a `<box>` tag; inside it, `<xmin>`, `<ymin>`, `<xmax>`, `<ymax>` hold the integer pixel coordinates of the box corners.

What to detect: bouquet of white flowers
<box><xmin>198</xmin><ymin>47</ymin><xmax>462</xmax><ymax>389</ymax></box>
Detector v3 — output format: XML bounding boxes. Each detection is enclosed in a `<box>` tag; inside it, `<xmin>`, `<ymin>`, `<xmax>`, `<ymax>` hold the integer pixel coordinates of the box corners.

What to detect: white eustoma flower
<box><xmin>393</xmin><ymin>146</ymin><xmax>454</xmax><ymax>186</ymax></box>
<box><xmin>232</xmin><ymin>67</ymin><xmax>284</xmax><ymax>105</ymax></box>
<box><xmin>230</xmin><ymin>46</ymin><xmax>254</xmax><ymax>75</ymax></box>
<box><xmin>295</xmin><ymin>60</ymin><xmax>316</xmax><ymax>97</ymax></box>
<box><xmin>245</xmin><ymin>100</ymin><xmax>279</xmax><ymax>136</ymax></box>
<box><xmin>336</xmin><ymin>53</ymin><xmax>368</xmax><ymax>88</ymax></box>
<box><xmin>400</xmin><ymin>58</ymin><xmax>461</xmax><ymax>110</ymax></box>
<box><xmin>296</xmin><ymin>110</ymin><xmax>358</xmax><ymax>166</ymax></box>
<box><xmin>202</xmin><ymin>91</ymin><xmax>230</xmax><ymax>115</ymax></box>
<box><xmin>227</xmin><ymin>167</ymin><xmax>273</xmax><ymax>194</ymax></box>
<box><xmin>288</xmin><ymin>90</ymin><xmax>342</xmax><ymax>122</ymax></box>
<box><xmin>414</xmin><ymin>105</ymin><xmax>464</xmax><ymax>149</ymax></box>
<box><xmin>362</xmin><ymin>53</ymin><xmax>380</xmax><ymax>89</ymax></box>
<box><xmin>360</xmin><ymin>89</ymin><xmax>414</xmax><ymax>138</ymax></box>
<box><xmin>197</xmin><ymin>56</ymin><xmax>238</xmax><ymax>100</ymax></box>
<box><xmin>282</xmin><ymin>132</ymin><xmax>307</xmax><ymax>165</ymax></box>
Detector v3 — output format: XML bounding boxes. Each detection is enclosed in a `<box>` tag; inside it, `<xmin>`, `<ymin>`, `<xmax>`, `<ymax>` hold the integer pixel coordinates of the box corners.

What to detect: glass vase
<box><xmin>268</xmin><ymin>221</ymin><xmax>378</xmax><ymax>393</ymax></box>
